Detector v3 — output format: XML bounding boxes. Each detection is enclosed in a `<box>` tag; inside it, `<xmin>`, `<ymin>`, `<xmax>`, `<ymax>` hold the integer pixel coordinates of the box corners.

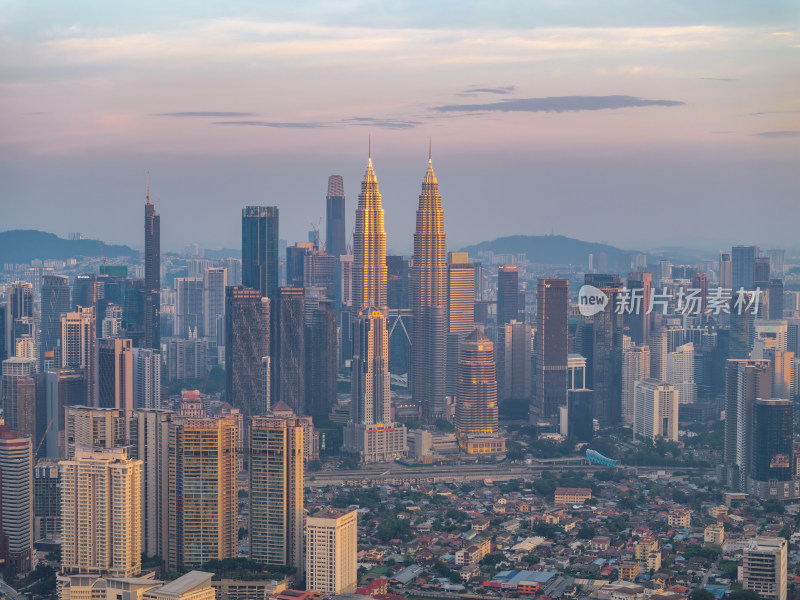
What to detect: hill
<box><xmin>0</xmin><ymin>230</ymin><xmax>137</xmax><ymax>263</ymax></box>
<box><xmin>459</xmin><ymin>234</ymin><xmax>648</xmax><ymax>267</ymax></box>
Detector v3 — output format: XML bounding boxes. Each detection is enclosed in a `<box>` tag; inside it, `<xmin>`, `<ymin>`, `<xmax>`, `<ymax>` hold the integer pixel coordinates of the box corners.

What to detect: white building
<box><xmin>133</xmin><ymin>348</ymin><xmax>161</xmax><ymax>410</ymax></box>
<box><xmin>634</xmin><ymin>379</ymin><xmax>678</xmax><ymax>442</ymax></box>
<box><xmin>622</xmin><ymin>346</ymin><xmax>650</xmax><ymax>427</ymax></box>
<box><xmin>305</xmin><ymin>508</ymin><xmax>357</xmax><ymax>595</ymax></box>
<box><xmin>667</xmin><ymin>342</ymin><xmax>697</xmax><ymax>404</ymax></box>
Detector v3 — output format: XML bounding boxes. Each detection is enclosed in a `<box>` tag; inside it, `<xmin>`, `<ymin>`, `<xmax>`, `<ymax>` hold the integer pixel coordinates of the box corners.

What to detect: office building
<box><xmin>723</xmin><ymin>359</ymin><xmax>772</xmax><ymax>491</ymax></box>
<box><xmin>732</xmin><ymin>245</ymin><xmax>758</xmax><ymax>292</ymax></box>
<box><xmin>769</xmin><ymin>279</ymin><xmax>784</xmax><ymax>320</ymax></box>
<box><xmin>202</xmin><ymin>267</ymin><xmax>227</xmax><ymax>342</ymax></box>
<box><xmin>175</xmin><ymin>277</ymin><xmax>204</xmax><ymax>338</ymax></box>
<box><xmin>344</xmin><ymin>155</ymin><xmax>406</xmax><ymax>463</ymax></box>
<box><xmin>535</xmin><ymin>278</ymin><xmax>569</xmax><ymax>418</ymax></box>
<box><xmin>275</xmin><ymin>287</ymin><xmax>305</xmax><ymax>415</ymax></box>
<box><xmin>497</xmin><ymin>265</ymin><xmax>520</xmax><ymax>326</ymax></box>
<box><xmin>455</xmin><ymin>328</ymin><xmax>505</xmax><ymax>455</ymax></box>
<box><xmin>44</xmin><ymin>369</ymin><xmax>86</xmax><ymax>458</ymax></box>
<box><xmin>748</xmin><ymin>399</ymin><xmax>799</xmax><ymax>500</ymax></box>
<box><xmin>225</xmin><ymin>287</ymin><xmax>270</xmax><ymax>418</ymax></box>
<box><xmin>742</xmin><ymin>537</ymin><xmax>787</xmax><ymax>600</ymax></box>
<box><xmin>4</xmin><ymin>282</ymin><xmax>34</xmax><ymax>367</ymax></box>
<box><xmin>497</xmin><ymin>320</ymin><xmax>532</xmax><ymax>402</ymax></box>
<box><xmin>411</xmin><ymin>155</ymin><xmax>447</xmax><ymax>423</ymax></box>
<box><xmin>167</xmin><ymin>416</ymin><xmax>237</xmax><ymax>570</ymax></box>
<box><xmin>567</xmin><ymin>389</ymin><xmax>593</xmax><ymax>442</ymax></box>
<box><xmin>132</xmin><ymin>347</ymin><xmax>161</xmax><ymax>410</ymax></box>
<box><xmin>586</xmin><ymin>274</ymin><xmax>624</xmax><ymax>426</ymax></box>
<box><xmin>61</xmin><ymin>446</ymin><xmax>142</xmax><ymax>577</ymax></box>
<box><xmin>305</xmin><ymin>301</ymin><xmax>337</xmax><ymax>419</ymax></box>
<box><xmin>144</xmin><ymin>190</ymin><xmax>161</xmax><ymax>350</ymax></box>
<box><xmin>132</xmin><ymin>409</ymin><xmax>177</xmax><ymax>562</ymax></box>
<box><xmin>719</xmin><ymin>253</ymin><xmax>732</xmax><ymax>290</ymax></box>
<box><xmin>326</xmin><ymin>175</ymin><xmax>346</xmax><ymax>259</ymax></box>
<box><xmin>249</xmin><ymin>417</ymin><xmax>304</xmax><ymax>573</ymax></box>
<box><xmin>446</xmin><ymin>252</ymin><xmax>476</xmax><ymax>396</ymax></box>
<box><xmin>305</xmin><ymin>509</ymin><xmax>358</xmax><ymax>595</ymax></box>
<box><xmin>622</xmin><ymin>346</ymin><xmax>650</xmax><ymax>427</ymax></box>
<box><xmin>625</xmin><ymin>272</ymin><xmax>651</xmax><ymax>344</ymax></box>
<box><xmin>304</xmin><ymin>252</ymin><xmax>338</xmax><ymax>302</ymax></box>
<box><xmin>242</xmin><ymin>206</ymin><xmax>279</xmax><ymax>300</ymax></box>
<box><xmin>40</xmin><ymin>275</ymin><xmax>70</xmax><ymax>369</ymax></box>
<box><xmin>633</xmin><ymin>379</ymin><xmax>679</xmax><ymax>442</ymax></box>
<box><xmin>286</xmin><ymin>243</ymin><xmax>313</xmax><ymax>288</ymax></box>
<box><xmin>0</xmin><ymin>427</ymin><xmax>33</xmax><ymax>573</ymax></box>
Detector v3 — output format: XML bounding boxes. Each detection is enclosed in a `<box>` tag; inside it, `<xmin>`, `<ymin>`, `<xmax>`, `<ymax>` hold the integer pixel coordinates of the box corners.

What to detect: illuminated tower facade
<box><xmin>411</xmin><ymin>155</ymin><xmax>447</xmax><ymax>422</ymax></box>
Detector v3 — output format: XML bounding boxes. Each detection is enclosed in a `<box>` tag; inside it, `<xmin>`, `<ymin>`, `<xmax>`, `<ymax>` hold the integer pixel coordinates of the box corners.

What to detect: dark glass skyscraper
<box><xmin>497</xmin><ymin>265</ymin><xmax>519</xmax><ymax>327</ymax></box>
<box><xmin>305</xmin><ymin>301</ymin><xmax>338</xmax><ymax>419</ymax></box>
<box><xmin>242</xmin><ymin>206</ymin><xmax>279</xmax><ymax>300</ymax></box>
<box><xmin>225</xmin><ymin>286</ymin><xmax>271</xmax><ymax>417</ymax></box>
<box><xmin>144</xmin><ymin>191</ymin><xmax>160</xmax><ymax>349</ymax></box>
<box><xmin>535</xmin><ymin>278</ymin><xmax>569</xmax><ymax>418</ymax></box>
<box><xmin>275</xmin><ymin>287</ymin><xmax>305</xmax><ymax>415</ymax></box>
<box><xmin>40</xmin><ymin>275</ymin><xmax>70</xmax><ymax>368</ymax></box>
<box><xmin>625</xmin><ymin>271</ymin><xmax>651</xmax><ymax>345</ymax></box>
<box><xmin>585</xmin><ymin>274</ymin><xmax>623</xmax><ymax>426</ymax></box>
<box><xmin>732</xmin><ymin>245</ymin><xmax>757</xmax><ymax>291</ymax></box>
<box><xmin>325</xmin><ymin>175</ymin><xmax>346</xmax><ymax>259</ymax></box>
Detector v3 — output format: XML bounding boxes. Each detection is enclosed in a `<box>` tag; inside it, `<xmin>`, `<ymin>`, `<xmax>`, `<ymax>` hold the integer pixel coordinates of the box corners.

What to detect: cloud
<box><xmin>433</xmin><ymin>95</ymin><xmax>685</xmax><ymax>113</ymax></box>
<box><xmin>754</xmin><ymin>130</ymin><xmax>800</xmax><ymax>138</ymax></box>
<box><xmin>458</xmin><ymin>86</ymin><xmax>516</xmax><ymax>96</ymax></box>
<box><xmin>701</xmin><ymin>77</ymin><xmax>737</xmax><ymax>81</ymax></box>
<box><xmin>212</xmin><ymin>120</ymin><xmax>328</xmax><ymax>128</ymax></box>
<box><xmin>344</xmin><ymin>117</ymin><xmax>422</xmax><ymax>129</ymax></box>
<box><xmin>157</xmin><ymin>111</ymin><xmax>257</xmax><ymax>117</ymax></box>
<box><xmin>748</xmin><ymin>110</ymin><xmax>800</xmax><ymax>116</ymax></box>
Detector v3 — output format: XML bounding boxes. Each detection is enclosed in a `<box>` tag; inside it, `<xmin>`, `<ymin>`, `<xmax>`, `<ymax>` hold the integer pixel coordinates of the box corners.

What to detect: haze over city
<box><xmin>1</xmin><ymin>0</ymin><xmax>798</xmax><ymax>252</ymax></box>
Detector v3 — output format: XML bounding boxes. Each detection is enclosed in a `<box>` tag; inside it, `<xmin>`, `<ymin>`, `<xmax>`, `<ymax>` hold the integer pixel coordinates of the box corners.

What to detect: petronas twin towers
<box><xmin>345</xmin><ymin>148</ymin><xmax>447</xmax><ymax>460</ymax></box>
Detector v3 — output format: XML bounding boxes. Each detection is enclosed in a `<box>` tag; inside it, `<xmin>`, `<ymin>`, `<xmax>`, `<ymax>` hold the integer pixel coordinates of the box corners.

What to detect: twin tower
<box><xmin>343</xmin><ymin>151</ymin><xmax>447</xmax><ymax>462</ymax></box>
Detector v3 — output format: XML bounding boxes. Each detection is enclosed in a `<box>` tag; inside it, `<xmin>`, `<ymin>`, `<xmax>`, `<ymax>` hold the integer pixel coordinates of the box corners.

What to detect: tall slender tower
<box><xmin>326</xmin><ymin>176</ymin><xmax>346</xmax><ymax>259</ymax></box>
<box><xmin>144</xmin><ymin>181</ymin><xmax>161</xmax><ymax>349</ymax></box>
<box><xmin>242</xmin><ymin>206</ymin><xmax>279</xmax><ymax>301</ymax></box>
<box><xmin>344</xmin><ymin>153</ymin><xmax>406</xmax><ymax>463</ymax></box>
<box><xmin>412</xmin><ymin>152</ymin><xmax>447</xmax><ymax>422</ymax></box>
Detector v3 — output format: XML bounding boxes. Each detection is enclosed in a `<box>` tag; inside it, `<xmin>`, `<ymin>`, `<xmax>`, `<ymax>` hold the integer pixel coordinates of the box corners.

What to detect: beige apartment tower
<box><xmin>249</xmin><ymin>417</ymin><xmax>304</xmax><ymax>573</ymax></box>
<box><xmin>0</xmin><ymin>427</ymin><xmax>34</xmax><ymax>574</ymax></box>
<box><xmin>60</xmin><ymin>446</ymin><xmax>143</xmax><ymax>577</ymax></box>
<box><xmin>167</xmin><ymin>416</ymin><xmax>237</xmax><ymax>570</ymax></box>
<box><xmin>305</xmin><ymin>508</ymin><xmax>358</xmax><ymax>595</ymax></box>
<box><xmin>65</xmin><ymin>406</ymin><xmax>127</xmax><ymax>458</ymax></box>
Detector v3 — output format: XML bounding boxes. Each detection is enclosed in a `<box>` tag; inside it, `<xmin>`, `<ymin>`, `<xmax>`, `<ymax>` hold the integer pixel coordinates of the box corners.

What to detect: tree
<box><xmin>689</xmin><ymin>589</ymin><xmax>714</xmax><ymax>600</ymax></box>
<box><xmin>763</xmin><ymin>499</ymin><xmax>785</xmax><ymax>514</ymax></box>
<box><xmin>578</xmin><ymin>525</ymin><xmax>597</xmax><ymax>540</ymax></box>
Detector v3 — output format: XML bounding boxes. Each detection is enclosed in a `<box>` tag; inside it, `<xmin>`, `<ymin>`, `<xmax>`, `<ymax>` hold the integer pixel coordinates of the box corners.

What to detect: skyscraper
<box><xmin>497</xmin><ymin>265</ymin><xmax>519</xmax><ymax>327</ymax></box>
<box><xmin>743</xmin><ymin>537</ymin><xmax>787</xmax><ymax>600</ymax></box>
<box><xmin>496</xmin><ymin>320</ymin><xmax>532</xmax><ymax>402</ymax></box>
<box><xmin>96</xmin><ymin>339</ymin><xmax>134</xmax><ymax>429</ymax></box>
<box><xmin>719</xmin><ymin>252</ymin><xmax>732</xmax><ymax>290</ymax></box>
<box><xmin>732</xmin><ymin>245</ymin><xmax>757</xmax><ymax>291</ymax></box>
<box><xmin>4</xmin><ymin>282</ymin><xmax>34</xmax><ymax>365</ymax></box>
<box><xmin>132</xmin><ymin>347</ymin><xmax>161</xmax><ymax>410</ymax></box>
<box><xmin>446</xmin><ymin>252</ymin><xmax>476</xmax><ymax>396</ymax></box>
<box><xmin>535</xmin><ymin>278</ymin><xmax>569</xmax><ymax>418</ymax></box>
<box><xmin>0</xmin><ymin>426</ymin><xmax>33</xmax><ymax>574</ymax></box>
<box><xmin>622</xmin><ymin>345</ymin><xmax>650</xmax><ymax>427</ymax></box>
<box><xmin>61</xmin><ymin>446</ymin><xmax>142</xmax><ymax>577</ymax></box>
<box><xmin>40</xmin><ymin>275</ymin><xmax>70</xmax><ymax>369</ymax></box>
<box><xmin>455</xmin><ymin>328</ymin><xmax>505</xmax><ymax>455</ymax></box>
<box><xmin>625</xmin><ymin>272</ymin><xmax>651</xmax><ymax>345</ymax></box>
<box><xmin>242</xmin><ymin>206</ymin><xmax>279</xmax><ymax>300</ymax></box>
<box><xmin>325</xmin><ymin>175</ymin><xmax>346</xmax><ymax>259</ymax></box>
<box><xmin>249</xmin><ymin>417</ymin><xmax>304</xmax><ymax>573</ymax></box>
<box><xmin>343</xmin><ymin>155</ymin><xmax>406</xmax><ymax>463</ymax></box>
<box><xmin>723</xmin><ymin>359</ymin><xmax>772</xmax><ymax>491</ymax></box>
<box><xmin>175</xmin><ymin>277</ymin><xmax>204</xmax><ymax>338</ymax></box>
<box><xmin>305</xmin><ymin>509</ymin><xmax>358</xmax><ymax>595</ymax></box>
<box><xmin>305</xmin><ymin>301</ymin><xmax>338</xmax><ymax>419</ymax></box>
<box><xmin>44</xmin><ymin>369</ymin><xmax>87</xmax><ymax>458</ymax></box>
<box><xmin>167</xmin><ymin>416</ymin><xmax>237</xmax><ymax>570</ymax></box>
<box><xmin>144</xmin><ymin>189</ymin><xmax>161</xmax><ymax>349</ymax></box>
<box><xmin>286</xmin><ymin>243</ymin><xmax>313</xmax><ymax>288</ymax></box>
<box><xmin>275</xmin><ymin>287</ymin><xmax>305</xmax><ymax>414</ymax></box>
<box><xmin>1</xmin><ymin>357</ymin><xmax>36</xmax><ymax>437</ymax></box>
<box><xmin>411</xmin><ymin>155</ymin><xmax>447</xmax><ymax>422</ymax></box>
<box><xmin>749</xmin><ymin>399</ymin><xmax>798</xmax><ymax>501</ymax></box>
<box><xmin>667</xmin><ymin>342</ymin><xmax>697</xmax><ymax>404</ymax></box>
<box><xmin>225</xmin><ymin>287</ymin><xmax>270</xmax><ymax>418</ymax></box>
<box><xmin>586</xmin><ymin>274</ymin><xmax>624</xmax><ymax>426</ymax></box>
<box><xmin>65</xmin><ymin>406</ymin><xmax>127</xmax><ymax>458</ymax></box>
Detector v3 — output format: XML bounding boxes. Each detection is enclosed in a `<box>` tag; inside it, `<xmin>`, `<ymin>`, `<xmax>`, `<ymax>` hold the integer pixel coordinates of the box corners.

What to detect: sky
<box><xmin>1</xmin><ymin>1</ymin><xmax>799</xmax><ymax>256</ymax></box>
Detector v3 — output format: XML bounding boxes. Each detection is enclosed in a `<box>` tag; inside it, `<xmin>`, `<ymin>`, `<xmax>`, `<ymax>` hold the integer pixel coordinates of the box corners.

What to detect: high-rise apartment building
<box><xmin>1</xmin><ymin>357</ymin><xmax>36</xmax><ymax>437</ymax></box>
<box><xmin>497</xmin><ymin>320</ymin><xmax>532</xmax><ymax>402</ymax></box>
<box><xmin>242</xmin><ymin>206</ymin><xmax>279</xmax><ymax>300</ymax></box>
<box><xmin>132</xmin><ymin>409</ymin><xmax>177</xmax><ymax>562</ymax></box>
<box><xmin>497</xmin><ymin>265</ymin><xmax>520</xmax><ymax>327</ymax></box>
<box><xmin>202</xmin><ymin>267</ymin><xmax>227</xmax><ymax>341</ymax></box>
<box><xmin>44</xmin><ymin>369</ymin><xmax>86</xmax><ymax>457</ymax></box>
<box><xmin>305</xmin><ymin>508</ymin><xmax>358</xmax><ymax>595</ymax></box>
<box><xmin>719</xmin><ymin>253</ymin><xmax>732</xmax><ymax>290</ymax></box>
<box><xmin>4</xmin><ymin>282</ymin><xmax>34</xmax><ymax>367</ymax></box>
<box><xmin>455</xmin><ymin>328</ymin><xmax>505</xmax><ymax>455</ymax></box>
<box><xmin>446</xmin><ymin>252</ymin><xmax>476</xmax><ymax>396</ymax></box>
<box><xmin>326</xmin><ymin>175</ymin><xmax>346</xmax><ymax>259</ymax></box>
<box><xmin>144</xmin><ymin>190</ymin><xmax>161</xmax><ymax>350</ymax></box>
<box><xmin>622</xmin><ymin>345</ymin><xmax>650</xmax><ymax>427</ymax></box>
<box><xmin>61</xmin><ymin>446</ymin><xmax>142</xmax><ymax>577</ymax></box>
<box><xmin>249</xmin><ymin>417</ymin><xmax>304</xmax><ymax>573</ymax></box>
<box><xmin>633</xmin><ymin>379</ymin><xmax>678</xmax><ymax>442</ymax></box>
<box><xmin>40</xmin><ymin>275</ymin><xmax>70</xmax><ymax>369</ymax></box>
<box><xmin>175</xmin><ymin>277</ymin><xmax>204</xmax><ymax>338</ymax></box>
<box><xmin>535</xmin><ymin>278</ymin><xmax>568</xmax><ymax>418</ymax></box>
<box><xmin>132</xmin><ymin>347</ymin><xmax>161</xmax><ymax>410</ymax></box>
<box><xmin>275</xmin><ymin>287</ymin><xmax>305</xmax><ymax>415</ymax></box>
<box><xmin>225</xmin><ymin>287</ymin><xmax>270</xmax><ymax>418</ymax></box>
<box><xmin>667</xmin><ymin>342</ymin><xmax>697</xmax><ymax>405</ymax></box>
<box><xmin>743</xmin><ymin>537</ymin><xmax>787</xmax><ymax>600</ymax></box>
<box><xmin>167</xmin><ymin>416</ymin><xmax>237</xmax><ymax>570</ymax></box>
<box><xmin>0</xmin><ymin>427</ymin><xmax>33</xmax><ymax>573</ymax></box>
<box><xmin>65</xmin><ymin>406</ymin><xmax>127</xmax><ymax>458</ymax></box>
<box><xmin>411</xmin><ymin>156</ymin><xmax>447</xmax><ymax>423</ymax></box>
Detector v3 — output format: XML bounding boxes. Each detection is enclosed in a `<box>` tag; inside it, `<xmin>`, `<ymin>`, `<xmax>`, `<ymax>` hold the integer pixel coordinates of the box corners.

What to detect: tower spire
<box><xmin>368</xmin><ymin>135</ymin><xmax>371</xmax><ymax>162</ymax></box>
<box><xmin>429</xmin><ymin>137</ymin><xmax>432</xmax><ymax>163</ymax></box>
<box><xmin>146</xmin><ymin>171</ymin><xmax>150</xmax><ymax>203</ymax></box>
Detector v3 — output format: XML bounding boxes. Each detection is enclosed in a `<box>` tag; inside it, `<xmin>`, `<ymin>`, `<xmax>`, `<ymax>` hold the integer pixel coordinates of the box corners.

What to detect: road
<box><xmin>0</xmin><ymin>578</ymin><xmax>27</xmax><ymax>600</ymax></box>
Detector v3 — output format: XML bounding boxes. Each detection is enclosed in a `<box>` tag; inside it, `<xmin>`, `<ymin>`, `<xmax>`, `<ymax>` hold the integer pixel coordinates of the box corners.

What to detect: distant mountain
<box><xmin>460</xmin><ymin>234</ymin><xmax>649</xmax><ymax>267</ymax></box>
<box><xmin>0</xmin><ymin>230</ymin><xmax>137</xmax><ymax>263</ymax></box>
<box><xmin>202</xmin><ymin>248</ymin><xmax>240</xmax><ymax>259</ymax></box>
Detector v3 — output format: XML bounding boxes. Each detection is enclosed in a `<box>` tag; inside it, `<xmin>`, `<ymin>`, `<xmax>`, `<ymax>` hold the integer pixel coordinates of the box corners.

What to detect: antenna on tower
<box><xmin>368</xmin><ymin>135</ymin><xmax>371</xmax><ymax>160</ymax></box>
<box><xmin>429</xmin><ymin>137</ymin><xmax>432</xmax><ymax>161</ymax></box>
<box><xmin>146</xmin><ymin>171</ymin><xmax>150</xmax><ymax>203</ymax></box>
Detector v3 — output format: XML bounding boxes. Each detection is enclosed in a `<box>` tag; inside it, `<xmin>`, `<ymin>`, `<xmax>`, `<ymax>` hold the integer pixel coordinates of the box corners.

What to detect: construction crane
<box><xmin>97</xmin><ymin>239</ymin><xmax>107</xmax><ymax>269</ymax></box>
<box><xmin>310</xmin><ymin>218</ymin><xmax>322</xmax><ymax>251</ymax></box>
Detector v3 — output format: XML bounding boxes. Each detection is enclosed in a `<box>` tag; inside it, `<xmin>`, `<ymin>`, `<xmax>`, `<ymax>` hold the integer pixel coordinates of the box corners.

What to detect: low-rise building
<box><xmin>667</xmin><ymin>509</ymin><xmax>691</xmax><ymax>527</ymax></box>
<box><xmin>554</xmin><ymin>488</ymin><xmax>592</xmax><ymax>505</ymax></box>
<box><xmin>704</xmin><ymin>524</ymin><xmax>725</xmax><ymax>545</ymax></box>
